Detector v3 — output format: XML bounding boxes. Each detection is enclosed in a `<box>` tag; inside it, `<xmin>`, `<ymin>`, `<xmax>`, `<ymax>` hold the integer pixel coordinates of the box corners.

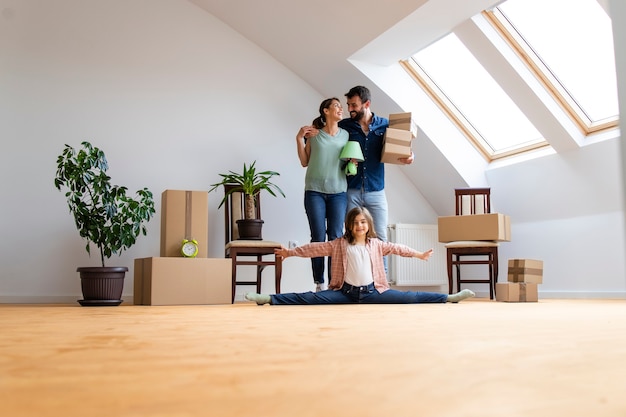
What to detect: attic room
<box><xmin>1</xmin><ymin>0</ymin><xmax>626</xmax><ymax>415</ymax></box>
<box><xmin>2</xmin><ymin>0</ymin><xmax>624</xmax><ymax>301</ymax></box>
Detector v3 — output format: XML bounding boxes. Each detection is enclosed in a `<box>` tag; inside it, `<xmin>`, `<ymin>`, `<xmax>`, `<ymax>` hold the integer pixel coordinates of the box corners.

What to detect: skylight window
<box><xmin>401</xmin><ymin>0</ymin><xmax>618</xmax><ymax>161</ymax></box>
<box><xmin>492</xmin><ymin>0</ymin><xmax>618</xmax><ymax>131</ymax></box>
<box><xmin>405</xmin><ymin>33</ymin><xmax>545</xmax><ymax>159</ymax></box>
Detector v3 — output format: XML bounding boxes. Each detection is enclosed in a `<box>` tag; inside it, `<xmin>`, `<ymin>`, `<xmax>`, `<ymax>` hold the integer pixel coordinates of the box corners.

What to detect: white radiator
<box><xmin>387</xmin><ymin>224</ymin><xmax>448</xmax><ymax>286</ymax></box>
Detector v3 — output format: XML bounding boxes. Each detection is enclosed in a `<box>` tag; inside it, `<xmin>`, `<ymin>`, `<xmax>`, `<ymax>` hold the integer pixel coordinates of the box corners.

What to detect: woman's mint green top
<box><xmin>305</xmin><ymin>128</ymin><xmax>349</xmax><ymax>194</ymax></box>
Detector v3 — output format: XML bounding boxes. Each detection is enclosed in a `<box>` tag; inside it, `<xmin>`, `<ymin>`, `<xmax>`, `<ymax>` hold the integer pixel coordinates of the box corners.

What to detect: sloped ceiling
<box><xmin>186</xmin><ymin>0</ymin><xmax>502</xmax><ymax>216</ymax></box>
<box><xmin>185</xmin><ymin>0</ymin><xmax>502</xmax><ymax>110</ymax></box>
<box><xmin>186</xmin><ymin>0</ymin><xmax>429</xmax><ymax>111</ymax></box>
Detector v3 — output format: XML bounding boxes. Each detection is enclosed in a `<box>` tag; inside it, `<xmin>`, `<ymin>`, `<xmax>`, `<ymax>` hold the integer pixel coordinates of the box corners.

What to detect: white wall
<box><xmin>486</xmin><ymin>138</ymin><xmax>626</xmax><ymax>297</ymax></box>
<box><xmin>1</xmin><ymin>0</ymin><xmax>624</xmax><ymax>302</ymax></box>
<box><xmin>609</xmin><ymin>0</ymin><xmax>626</xmax><ymax>288</ymax></box>
<box><xmin>0</xmin><ymin>0</ymin><xmax>437</xmax><ymax>302</ymax></box>
<box><xmin>352</xmin><ymin>1</ymin><xmax>626</xmax><ymax>298</ymax></box>
<box><xmin>0</xmin><ymin>0</ymin><xmax>384</xmax><ymax>301</ymax></box>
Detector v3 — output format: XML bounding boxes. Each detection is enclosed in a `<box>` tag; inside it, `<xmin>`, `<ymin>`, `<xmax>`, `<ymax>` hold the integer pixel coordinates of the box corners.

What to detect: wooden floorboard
<box><xmin>1</xmin><ymin>299</ymin><xmax>625</xmax><ymax>417</ymax></box>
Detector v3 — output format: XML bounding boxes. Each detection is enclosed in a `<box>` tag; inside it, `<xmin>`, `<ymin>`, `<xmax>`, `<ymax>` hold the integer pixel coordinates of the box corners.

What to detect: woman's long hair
<box><xmin>343</xmin><ymin>206</ymin><xmax>377</xmax><ymax>244</ymax></box>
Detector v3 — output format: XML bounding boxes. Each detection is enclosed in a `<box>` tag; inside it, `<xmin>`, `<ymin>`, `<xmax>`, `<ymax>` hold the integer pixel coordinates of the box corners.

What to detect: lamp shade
<box><xmin>339</xmin><ymin>141</ymin><xmax>364</xmax><ymax>162</ymax></box>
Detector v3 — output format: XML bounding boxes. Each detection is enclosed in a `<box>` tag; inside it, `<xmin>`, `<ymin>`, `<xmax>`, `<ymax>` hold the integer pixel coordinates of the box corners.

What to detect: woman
<box><xmin>296</xmin><ymin>98</ymin><xmax>349</xmax><ymax>292</ymax></box>
<box><xmin>245</xmin><ymin>207</ymin><xmax>475</xmax><ymax>305</ymax></box>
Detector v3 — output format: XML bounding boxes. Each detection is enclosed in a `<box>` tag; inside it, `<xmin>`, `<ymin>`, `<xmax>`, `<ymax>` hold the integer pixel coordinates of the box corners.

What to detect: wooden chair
<box><xmin>223</xmin><ymin>184</ymin><xmax>283</xmax><ymax>303</ymax></box>
<box><xmin>445</xmin><ymin>188</ymin><xmax>499</xmax><ymax>299</ymax></box>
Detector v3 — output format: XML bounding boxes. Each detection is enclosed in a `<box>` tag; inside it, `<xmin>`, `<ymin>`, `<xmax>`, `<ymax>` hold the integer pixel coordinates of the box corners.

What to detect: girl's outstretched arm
<box><xmin>414</xmin><ymin>248</ymin><xmax>433</xmax><ymax>261</ymax></box>
<box><xmin>274</xmin><ymin>246</ymin><xmax>290</xmax><ymax>259</ymax></box>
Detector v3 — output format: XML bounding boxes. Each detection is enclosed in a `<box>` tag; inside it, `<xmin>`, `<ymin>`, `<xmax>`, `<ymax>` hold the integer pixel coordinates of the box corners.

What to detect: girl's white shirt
<box><xmin>344</xmin><ymin>243</ymin><xmax>374</xmax><ymax>287</ymax></box>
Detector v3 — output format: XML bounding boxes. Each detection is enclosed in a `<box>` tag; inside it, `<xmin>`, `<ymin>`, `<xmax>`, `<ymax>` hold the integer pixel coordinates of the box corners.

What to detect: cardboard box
<box><xmin>496</xmin><ymin>282</ymin><xmax>538</xmax><ymax>302</ymax></box>
<box><xmin>381</xmin><ymin>128</ymin><xmax>413</xmax><ymax>164</ymax></box>
<box><xmin>508</xmin><ymin>259</ymin><xmax>543</xmax><ymax>284</ymax></box>
<box><xmin>389</xmin><ymin>112</ymin><xmax>418</xmax><ymax>138</ymax></box>
<box><xmin>438</xmin><ymin>213</ymin><xmax>511</xmax><ymax>242</ymax></box>
<box><xmin>134</xmin><ymin>257</ymin><xmax>231</xmax><ymax>305</ymax></box>
<box><xmin>160</xmin><ymin>190</ymin><xmax>209</xmax><ymax>258</ymax></box>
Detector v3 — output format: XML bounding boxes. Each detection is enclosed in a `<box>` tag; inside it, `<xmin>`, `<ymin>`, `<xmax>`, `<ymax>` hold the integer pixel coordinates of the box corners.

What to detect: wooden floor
<box><xmin>1</xmin><ymin>298</ymin><xmax>626</xmax><ymax>417</ymax></box>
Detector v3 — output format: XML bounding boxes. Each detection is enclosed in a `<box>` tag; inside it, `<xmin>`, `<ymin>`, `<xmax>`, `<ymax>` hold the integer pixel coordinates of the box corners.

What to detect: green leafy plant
<box><xmin>54</xmin><ymin>141</ymin><xmax>156</xmax><ymax>267</ymax></box>
<box><xmin>209</xmin><ymin>161</ymin><xmax>285</xmax><ymax>219</ymax></box>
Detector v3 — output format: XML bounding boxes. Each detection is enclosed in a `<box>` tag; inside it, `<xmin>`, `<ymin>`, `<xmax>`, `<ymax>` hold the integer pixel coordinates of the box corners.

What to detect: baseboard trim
<box><xmin>0</xmin><ymin>295</ymin><xmax>136</xmax><ymax>304</ymax></box>
<box><xmin>1</xmin><ymin>292</ymin><xmax>625</xmax><ymax>304</ymax></box>
<box><xmin>472</xmin><ymin>290</ymin><xmax>626</xmax><ymax>299</ymax></box>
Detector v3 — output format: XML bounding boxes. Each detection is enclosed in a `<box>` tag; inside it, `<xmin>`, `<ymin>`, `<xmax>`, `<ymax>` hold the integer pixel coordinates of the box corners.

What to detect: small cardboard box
<box><xmin>133</xmin><ymin>257</ymin><xmax>231</xmax><ymax>305</ymax></box>
<box><xmin>496</xmin><ymin>282</ymin><xmax>538</xmax><ymax>302</ymax></box>
<box><xmin>389</xmin><ymin>112</ymin><xmax>418</xmax><ymax>138</ymax></box>
<box><xmin>160</xmin><ymin>190</ymin><xmax>209</xmax><ymax>258</ymax></box>
<box><xmin>381</xmin><ymin>128</ymin><xmax>413</xmax><ymax>164</ymax></box>
<box><xmin>438</xmin><ymin>213</ymin><xmax>511</xmax><ymax>242</ymax></box>
<box><xmin>508</xmin><ymin>259</ymin><xmax>544</xmax><ymax>284</ymax></box>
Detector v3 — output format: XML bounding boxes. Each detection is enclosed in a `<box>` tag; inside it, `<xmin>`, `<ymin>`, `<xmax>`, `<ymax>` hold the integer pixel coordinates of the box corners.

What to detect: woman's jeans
<box><xmin>304</xmin><ymin>190</ymin><xmax>347</xmax><ymax>284</ymax></box>
<box><xmin>270</xmin><ymin>283</ymin><xmax>448</xmax><ymax>304</ymax></box>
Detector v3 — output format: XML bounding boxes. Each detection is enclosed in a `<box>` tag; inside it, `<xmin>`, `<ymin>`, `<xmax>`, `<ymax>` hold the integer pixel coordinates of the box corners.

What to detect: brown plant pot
<box><xmin>77</xmin><ymin>266</ymin><xmax>128</xmax><ymax>306</ymax></box>
<box><xmin>236</xmin><ymin>219</ymin><xmax>264</xmax><ymax>240</ymax></box>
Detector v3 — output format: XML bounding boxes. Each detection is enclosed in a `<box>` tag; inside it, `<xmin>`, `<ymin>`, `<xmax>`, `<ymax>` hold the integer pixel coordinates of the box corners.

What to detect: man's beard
<box><xmin>350</xmin><ymin>109</ymin><xmax>365</xmax><ymax>121</ymax></box>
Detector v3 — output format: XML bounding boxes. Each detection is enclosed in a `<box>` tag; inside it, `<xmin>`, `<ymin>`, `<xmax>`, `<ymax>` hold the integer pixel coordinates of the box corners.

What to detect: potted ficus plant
<box><xmin>54</xmin><ymin>141</ymin><xmax>156</xmax><ymax>306</ymax></box>
<box><xmin>209</xmin><ymin>161</ymin><xmax>285</xmax><ymax>240</ymax></box>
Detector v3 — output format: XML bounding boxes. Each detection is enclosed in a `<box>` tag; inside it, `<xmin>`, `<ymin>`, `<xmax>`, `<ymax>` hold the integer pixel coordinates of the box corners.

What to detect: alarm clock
<box><xmin>181</xmin><ymin>239</ymin><xmax>199</xmax><ymax>258</ymax></box>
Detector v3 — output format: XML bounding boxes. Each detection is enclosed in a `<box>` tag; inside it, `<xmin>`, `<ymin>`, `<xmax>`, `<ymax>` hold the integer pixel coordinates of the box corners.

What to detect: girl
<box><xmin>245</xmin><ymin>207</ymin><xmax>474</xmax><ymax>305</ymax></box>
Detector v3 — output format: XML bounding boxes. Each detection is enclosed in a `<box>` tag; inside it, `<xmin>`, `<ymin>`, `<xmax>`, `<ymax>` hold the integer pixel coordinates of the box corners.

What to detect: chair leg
<box><xmin>256</xmin><ymin>256</ymin><xmax>263</xmax><ymax>294</ymax></box>
<box><xmin>493</xmin><ymin>249</ymin><xmax>499</xmax><ymax>297</ymax></box>
<box><xmin>274</xmin><ymin>255</ymin><xmax>282</xmax><ymax>294</ymax></box>
<box><xmin>488</xmin><ymin>257</ymin><xmax>494</xmax><ymax>300</ymax></box>
<box><xmin>446</xmin><ymin>249</ymin><xmax>453</xmax><ymax>294</ymax></box>
<box><xmin>455</xmin><ymin>256</ymin><xmax>461</xmax><ymax>294</ymax></box>
<box><xmin>230</xmin><ymin>253</ymin><xmax>237</xmax><ymax>304</ymax></box>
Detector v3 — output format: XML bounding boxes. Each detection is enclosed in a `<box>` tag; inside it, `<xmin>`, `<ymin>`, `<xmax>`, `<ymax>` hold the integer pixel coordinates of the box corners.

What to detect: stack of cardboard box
<box><xmin>496</xmin><ymin>259</ymin><xmax>544</xmax><ymax>302</ymax></box>
<box><xmin>133</xmin><ymin>190</ymin><xmax>231</xmax><ymax>305</ymax></box>
<box><xmin>381</xmin><ymin>112</ymin><xmax>418</xmax><ymax>164</ymax></box>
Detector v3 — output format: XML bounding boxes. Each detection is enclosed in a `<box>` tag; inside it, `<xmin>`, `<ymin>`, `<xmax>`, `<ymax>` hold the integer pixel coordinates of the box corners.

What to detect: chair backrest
<box><xmin>223</xmin><ymin>184</ymin><xmax>261</xmax><ymax>244</ymax></box>
<box><xmin>455</xmin><ymin>188</ymin><xmax>491</xmax><ymax>215</ymax></box>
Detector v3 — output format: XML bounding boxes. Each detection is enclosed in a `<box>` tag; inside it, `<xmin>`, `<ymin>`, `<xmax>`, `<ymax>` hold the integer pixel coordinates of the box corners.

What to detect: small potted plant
<box><xmin>209</xmin><ymin>161</ymin><xmax>285</xmax><ymax>239</ymax></box>
<box><xmin>54</xmin><ymin>141</ymin><xmax>156</xmax><ymax>306</ymax></box>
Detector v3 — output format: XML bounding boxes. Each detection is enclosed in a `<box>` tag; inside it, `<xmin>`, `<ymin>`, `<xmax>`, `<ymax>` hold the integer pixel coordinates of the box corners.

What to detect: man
<box><xmin>338</xmin><ymin>86</ymin><xmax>414</xmax><ymax>277</ymax></box>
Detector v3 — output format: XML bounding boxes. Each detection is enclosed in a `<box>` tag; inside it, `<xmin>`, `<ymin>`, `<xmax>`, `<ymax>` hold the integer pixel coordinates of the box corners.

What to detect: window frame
<box><xmin>483</xmin><ymin>8</ymin><xmax>619</xmax><ymax>135</ymax></box>
<box><xmin>400</xmin><ymin>0</ymin><xmax>618</xmax><ymax>162</ymax></box>
<box><xmin>400</xmin><ymin>57</ymin><xmax>550</xmax><ymax>162</ymax></box>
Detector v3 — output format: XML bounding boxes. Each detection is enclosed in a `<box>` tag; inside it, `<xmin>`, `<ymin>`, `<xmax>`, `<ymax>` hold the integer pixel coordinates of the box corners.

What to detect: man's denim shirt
<box><xmin>339</xmin><ymin>113</ymin><xmax>388</xmax><ymax>192</ymax></box>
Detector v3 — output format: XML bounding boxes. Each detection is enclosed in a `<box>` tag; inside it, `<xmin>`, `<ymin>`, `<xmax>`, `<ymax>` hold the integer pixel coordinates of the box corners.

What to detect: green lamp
<box><xmin>339</xmin><ymin>141</ymin><xmax>365</xmax><ymax>176</ymax></box>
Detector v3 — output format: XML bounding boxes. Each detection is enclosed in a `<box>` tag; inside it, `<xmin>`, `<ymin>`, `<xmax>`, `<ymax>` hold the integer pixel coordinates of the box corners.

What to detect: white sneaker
<box><xmin>315</xmin><ymin>283</ymin><xmax>325</xmax><ymax>292</ymax></box>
